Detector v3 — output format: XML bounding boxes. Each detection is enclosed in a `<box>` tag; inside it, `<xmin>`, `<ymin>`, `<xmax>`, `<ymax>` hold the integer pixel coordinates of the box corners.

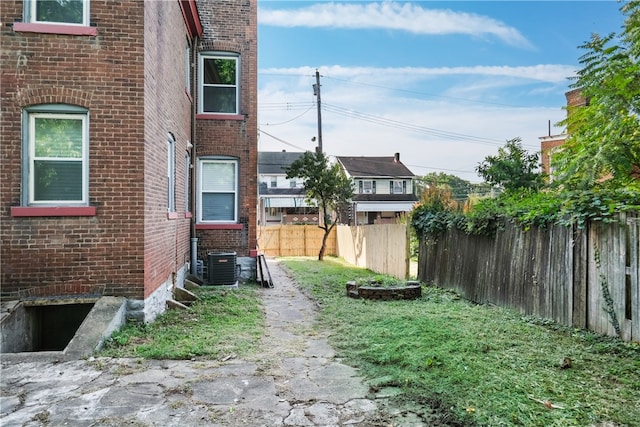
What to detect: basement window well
<box><xmin>1</xmin><ymin>299</ymin><xmax>95</xmax><ymax>353</ymax></box>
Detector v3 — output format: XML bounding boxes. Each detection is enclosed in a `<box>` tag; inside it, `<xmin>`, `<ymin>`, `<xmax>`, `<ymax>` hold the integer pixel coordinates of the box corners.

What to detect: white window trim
<box><xmin>362</xmin><ymin>180</ymin><xmax>373</xmax><ymax>194</ymax></box>
<box><xmin>27</xmin><ymin>0</ymin><xmax>90</xmax><ymax>26</ymax></box>
<box><xmin>392</xmin><ymin>180</ymin><xmax>404</xmax><ymax>194</ymax></box>
<box><xmin>24</xmin><ymin>106</ymin><xmax>89</xmax><ymax>206</ymax></box>
<box><xmin>198</xmin><ymin>52</ymin><xmax>240</xmax><ymax>115</ymax></box>
<box><xmin>185</xmin><ymin>151</ymin><xmax>191</xmax><ymax>213</ymax></box>
<box><xmin>185</xmin><ymin>39</ymin><xmax>192</xmax><ymax>93</ymax></box>
<box><xmin>197</xmin><ymin>158</ymin><xmax>239</xmax><ymax>223</ymax></box>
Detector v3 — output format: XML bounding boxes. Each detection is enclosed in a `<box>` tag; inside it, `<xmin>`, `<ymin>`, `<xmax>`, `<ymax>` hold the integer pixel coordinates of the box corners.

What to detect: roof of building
<box><xmin>258</xmin><ymin>151</ymin><xmax>305</xmax><ymax>174</ymax></box>
<box><xmin>336</xmin><ymin>154</ymin><xmax>415</xmax><ymax>178</ymax></box>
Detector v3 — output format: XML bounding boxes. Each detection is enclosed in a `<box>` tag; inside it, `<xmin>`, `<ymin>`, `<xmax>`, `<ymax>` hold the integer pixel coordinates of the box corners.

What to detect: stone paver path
<box><xmin>1</xmin><ymin>259</ymin><xmax>418</xmax><ymax>426</ymax></box>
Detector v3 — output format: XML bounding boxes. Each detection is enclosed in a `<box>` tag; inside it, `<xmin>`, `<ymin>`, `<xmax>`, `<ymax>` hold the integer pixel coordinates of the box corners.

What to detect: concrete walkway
<box><xmin>0</xmin><ymin>259</ymin><xmax>419</xmax><ymax>426</ymax></box>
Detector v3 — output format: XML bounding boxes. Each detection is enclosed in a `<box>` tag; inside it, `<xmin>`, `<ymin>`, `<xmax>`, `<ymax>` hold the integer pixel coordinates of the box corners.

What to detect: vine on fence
<box><xmin>593</xmin><ymin>242</ymin><xmax>621</xmax><ymax>337</ymax></box>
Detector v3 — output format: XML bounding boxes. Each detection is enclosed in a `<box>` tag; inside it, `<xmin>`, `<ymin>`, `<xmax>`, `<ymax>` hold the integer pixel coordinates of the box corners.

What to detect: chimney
<box><xmin>565</xmin><ymin>88</ymin><xmax>587</xmax><ymax>108</ymax></box>
<box><xmin>394</xmin><ymin>152</ymin><xmax>400</xmax><ymax>163</ymax></box>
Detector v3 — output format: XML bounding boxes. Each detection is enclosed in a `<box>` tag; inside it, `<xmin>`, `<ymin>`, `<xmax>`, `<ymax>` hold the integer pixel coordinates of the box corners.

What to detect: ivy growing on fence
<box><xmin>411</xmin><ymin>183</ymin><xmax>640</xmax><ymax>239</ymax></box>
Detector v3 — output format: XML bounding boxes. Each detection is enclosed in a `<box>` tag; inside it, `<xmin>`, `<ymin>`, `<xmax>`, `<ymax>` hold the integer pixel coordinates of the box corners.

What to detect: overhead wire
<box><xmin>258</xmin><ymin>101</ymin><xmax>539</xmax><ymax>149</ymax></box>
<box><xmin>261</xmin><ymin>104</ymin><xmax>314</xmax><ymax>126</ymax></box>
<box><xmin>321</xmin><ymin>103</ymin><xmax>526</xmax><ymax>148</ymax></box>
<box><xmin>258</xmin><ymin>128</ymin><xmax>309</xmax><ymax>152</ymax></box>
<box><xmin>322</xmin><ymin>75</ymin><xmax>534</xmax><ymax>109</ymax></box>
<box><xmin>257</xmin><ymin>72</ymin><xmax>542</xmax><ymax>174</ymax></box>
<box><xmin>258</xmin><ymin>128</ymin><xmax>486</xmax><ymax>177</ymax></box>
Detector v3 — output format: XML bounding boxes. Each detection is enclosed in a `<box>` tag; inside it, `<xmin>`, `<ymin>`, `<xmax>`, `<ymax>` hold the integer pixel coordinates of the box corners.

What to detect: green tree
<box><xmin>286</xmin><ymin>150</ymin><xmax>354</xmax><ymax>260</ymax></box>
<box><xmin>553</xmin><ymin>2</ymin><xmax>640</xmax><ymax>189</ymax></box>
<box><xmin>416</xmin><ymin>172</ymin><xmax>473</xmax><ymax>202</ymax></box>
<box><xmin>475</xmin><ymin>138</ymin><xmax>543</xmax><ymax>192</ymax></box>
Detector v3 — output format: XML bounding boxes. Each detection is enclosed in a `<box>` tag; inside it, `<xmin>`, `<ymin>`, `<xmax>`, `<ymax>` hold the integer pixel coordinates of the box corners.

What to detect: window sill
<box><xmin>196</xmin><ymin>223</ymin><xmax>243</xmax><ymax>230</ymax></box>
<box><xmin>11</xmin><ymin>206</ymin><xmax>97</xmax><ymax>217</ymax></box>
<box><xmin>167</xmin><ymin>211</ymin><xmax>179</xmax><ymax>220</ymax></box>
<box><xmin>13</xmin><ymin>22</ymin><xmax>98</xmax><ymax>36</ymax></box>
<box><xmin>196</xmin><ymin>113</ymin><xmax>244</xmax><ymax>121</ymax></box>
<box><xmin>185</xmin><ymin>212</ymin><xmax>193</xmax><ymax>218</ymax></box>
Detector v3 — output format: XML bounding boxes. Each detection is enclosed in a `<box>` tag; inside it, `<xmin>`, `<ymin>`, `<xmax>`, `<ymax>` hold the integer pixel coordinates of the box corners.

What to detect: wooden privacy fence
<box><xmin>257</xmin><ymin>225</ymin><xmax>337</xmax><ymax>257</ymax></box>
<box><xmin>336</xmin><ymin>224</ymin><xmax>409</xmax><ymax>279</ymax></box>
<box><xmin>257</xmin><ymin>224</ymin><xmax>410</xmax><ymax>279</ymax></box>
<box><xmin>418</xmin><ymin>213</ymin><xmax>639</xmax><ymax>341</ymax></box>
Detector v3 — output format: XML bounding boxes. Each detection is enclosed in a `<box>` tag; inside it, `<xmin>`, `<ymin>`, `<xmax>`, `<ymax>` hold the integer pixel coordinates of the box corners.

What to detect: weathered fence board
<box><xmin>419</xmin><ymin>214</ymin><xmax>638</xmax><ymax>341</ymax></box>
<box><xmin>629</xmin><ymin>216</ymin><xmax>640</xmax><ymax>342</ymax></box>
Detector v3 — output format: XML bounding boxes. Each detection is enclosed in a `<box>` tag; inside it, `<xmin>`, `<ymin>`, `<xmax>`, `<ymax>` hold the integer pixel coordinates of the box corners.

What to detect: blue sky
<box><xmin>257</xmin><ymin>1</ymin><xmax>627</xmax><ymax>182</ymax></box>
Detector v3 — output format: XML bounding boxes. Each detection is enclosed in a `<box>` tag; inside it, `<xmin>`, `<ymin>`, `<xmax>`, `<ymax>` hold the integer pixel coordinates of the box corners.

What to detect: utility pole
<box><xmin>312</xmin><ymin>69</ymin><xmax>323</xmax><ymax>152</ymax></box>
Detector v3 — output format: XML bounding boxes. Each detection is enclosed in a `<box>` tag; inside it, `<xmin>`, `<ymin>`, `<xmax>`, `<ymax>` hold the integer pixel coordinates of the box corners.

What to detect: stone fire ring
<box><xmin>346</xmin><ymin>281</ymin><xmax>422</xmax><ymax>301</ymax></box>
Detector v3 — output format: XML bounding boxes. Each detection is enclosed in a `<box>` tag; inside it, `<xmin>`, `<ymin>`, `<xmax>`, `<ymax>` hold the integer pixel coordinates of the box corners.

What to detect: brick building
<box><xmin>539</xmin><ymin>88</ymin><xmax>587</xmax><ymax>178</ymax></box>
<box><xmin>0</xmin><ymin>0</ymin><xmax>257</xmax><ymax>321</ymax></box>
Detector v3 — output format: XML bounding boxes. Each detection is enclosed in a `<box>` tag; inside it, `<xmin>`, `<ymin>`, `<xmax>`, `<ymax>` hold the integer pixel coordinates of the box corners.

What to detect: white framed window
<box><xmin>185</xmin><ymin>152</ymin><xmax>191</xmax><ymax>213</ymax></box>
<box><xmin>198</xmin><ymin>158</ymin><xmax>238</xmax><ymax>222</ymax></box>
<box><xmin>360</xmin><ymin>180</ymin><xmax>375</xmax><ymax>194</ymax></box>
<box><xmin>185</xmin><ymin>39</ymin><xmax>192</xmax><ymax>93</ymax></box>
<box><xmin>391</xmin><ymin>180</ymin><xmax>405</xmax><ymax>194</ymax></box>
<box><xmin>26</xmin><ymin>0</ymin><xmax>90</xmax><ymax>26</ymax></box>
<box><xmin>167</xmin><ymin>133</ymin><xmax>176</xmax><ymax>212</ymax></box>
<box><xmin>270</xmin><ymin>176</ymin><xmax>277</xmax><ymax>188</ymax></box>
<box><xmin>289</xmin><ymin>180</ymin><xmax>297</xmax><ymax>188</ymax></box>
<box><xmin>199</xmin><ymin>52</ymin><xmax>239</xmax><ymax>114</ymax></box>
<box><xmin>23</xmin><ymin>105</ymin><xmax>89</xmax><ymax>205</ymax></box>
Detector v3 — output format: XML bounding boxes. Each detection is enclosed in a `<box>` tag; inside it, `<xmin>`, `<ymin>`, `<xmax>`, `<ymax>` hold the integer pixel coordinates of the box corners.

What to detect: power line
<box><xmin>258</xmin><ymin>128</ymin><xmax>309</xmax><ymax>151</ymax></box>
<box><xmin>322</xmin><ymin>102</ymin><xmax>539</xmax><ymax>149</ymax></box>
<box><xmin>260</xmin><ymin>105</ymin><xmax>314</xmax><ymax>126</ymax></box>
<box><xmin>260</xmin><ymin>101</ymin><xmax>314</xmax><ymax>111</ymax></box>
<box><xmin>258</xmin><ymin>128</ymin><xmax>485</xmax><ymax>177</ymax></box>
<box><xmin>323</xmin><ymin>75</ymin><xmax>537</xmax><ymax>109</ymax></box>
<box><xmin>260</xmin><ymin>101</ymin><xmax>539</xmax><ymax>149</ymax></box>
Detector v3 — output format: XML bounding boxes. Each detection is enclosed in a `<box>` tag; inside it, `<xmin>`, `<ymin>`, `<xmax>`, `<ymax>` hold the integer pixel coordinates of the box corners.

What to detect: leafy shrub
<box><xmin>411</xmin><ymin>182</ymin><xmax>639</xmax><ymax>238</ymax></box>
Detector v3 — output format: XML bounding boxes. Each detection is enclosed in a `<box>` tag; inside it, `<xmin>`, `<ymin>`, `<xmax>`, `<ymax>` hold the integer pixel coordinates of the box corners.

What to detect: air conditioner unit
<box><xmin>207</xmin><ymin>252</ymin><xmax>237</xmax><ymax>285</ymax></box>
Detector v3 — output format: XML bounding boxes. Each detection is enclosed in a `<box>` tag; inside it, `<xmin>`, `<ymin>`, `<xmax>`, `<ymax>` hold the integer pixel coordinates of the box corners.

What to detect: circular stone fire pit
<box><xmin>346</xmin><ymin>280</ymin><xmax>422</xmax><ymax>301</ymax></box>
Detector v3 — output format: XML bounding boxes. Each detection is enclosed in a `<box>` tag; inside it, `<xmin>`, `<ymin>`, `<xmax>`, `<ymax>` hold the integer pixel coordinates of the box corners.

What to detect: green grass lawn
<box><xmin>100</xmin><ymin>257</ymin><xmax>640</xmax><ymax>426</ymax></box>
<box><xmin>279</xmin><ymin>256</ymin><xmax>640</xmax><ymax>427</ymax></box>
<box><xmin>100</xmin><ymin>286</ymin><xmax>264</xmax><ymax>360</ymax></box>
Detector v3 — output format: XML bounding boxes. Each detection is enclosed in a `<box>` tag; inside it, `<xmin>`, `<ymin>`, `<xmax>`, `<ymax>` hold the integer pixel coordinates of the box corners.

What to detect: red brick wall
<box><xmin>194</xmin><ymin>0</ymin><xmax>258</xmax><ymax>258</ymax></box>
<box><xmin>142</xmin><ymin>1</ymin><xmax>193</xmax><ymax>298</ymax></box>
<box><xmin>539</xmin><ymin>88</ymin><xmax>586</xmax><ymax>177</ymax></box>
<box><xmin>540</xmin><ymin>136</ymin><xmax>566</xmax><ymax>176</ymax></box>
<box><xmin>0</xmin><ymin>1</ymin><xmax>192</xmax><ymax>300</ymax></box>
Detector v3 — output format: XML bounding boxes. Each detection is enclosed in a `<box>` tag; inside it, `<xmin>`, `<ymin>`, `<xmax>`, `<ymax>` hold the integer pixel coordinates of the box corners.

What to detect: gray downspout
<box><xmin>190</xmin><ymin>35</ymin><xmax>199</xmax><ymax>275</ymax></box>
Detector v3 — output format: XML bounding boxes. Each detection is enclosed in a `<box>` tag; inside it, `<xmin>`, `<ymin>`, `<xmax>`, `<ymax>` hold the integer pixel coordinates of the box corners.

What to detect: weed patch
<box><xmin>100</xmin><ymin>286</ymin><xmax>263</xmax><ymax>360</ymax></box>
<box><xmin>280</xmin><ymin>256</ymin><xmax>640</xmax><ymax>427</ymax></box>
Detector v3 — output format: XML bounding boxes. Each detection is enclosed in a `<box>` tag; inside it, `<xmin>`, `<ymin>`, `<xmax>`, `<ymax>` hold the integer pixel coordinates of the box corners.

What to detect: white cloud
<box><xmin>259</xmin><ymin>2</ymin><xmax>533</xmax><ymax>48</ymax></box>
<box><xmin>262</xmin><ymin>64</ymin><xmax>576</xmax><ymax>84</ymax></box>
<box><xmin>258</xmin><ymin>65</ymin><xmax>568</xmax><ymax>182</ymax></box>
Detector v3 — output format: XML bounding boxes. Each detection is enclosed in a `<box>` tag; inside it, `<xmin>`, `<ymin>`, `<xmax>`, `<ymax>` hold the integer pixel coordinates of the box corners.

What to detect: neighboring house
<box><xmin>337</xmin><ymin>153</ymin><xmax>418</xmax><ymax>225</ymax></box>
<box><xmin>541</xmin><ymin>88</ymin><xmax>640</xmax><ymax>182</ymax></box>
<box><xmin>0</xmin><ymin>0</ymin><xmax>257</xmax><ymax>322</ymax></box>
<box><xmin>539</xmin><ymin>88</ymin><xmax>586</xmax><ymax>179</ymax></box>
<box><xmin>258</xmin><ymin>151</ymin><xmax>319</xmax><ymax>225</ymax></box>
